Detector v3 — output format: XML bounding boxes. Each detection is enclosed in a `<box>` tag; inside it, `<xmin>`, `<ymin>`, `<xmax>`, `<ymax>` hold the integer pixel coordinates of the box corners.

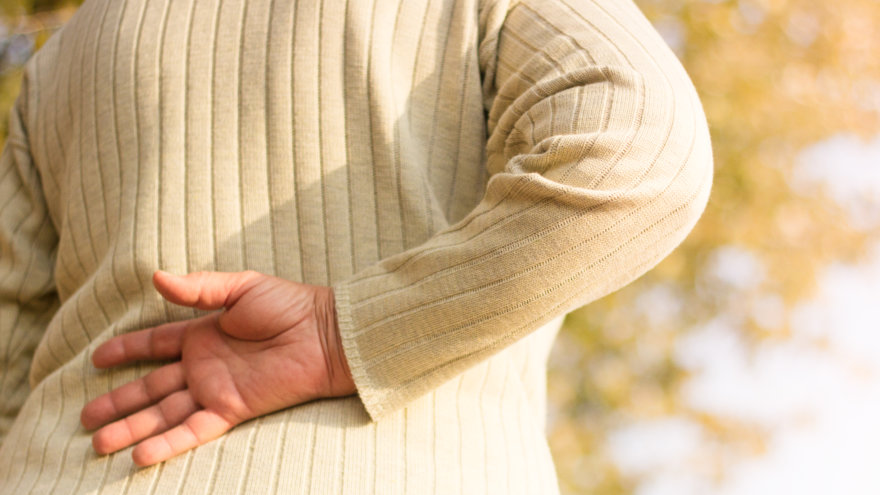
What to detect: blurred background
<box><xmin>2</xmin><ymin>0</ymin><xmax>879</xmax><ymax>493</ymax></box>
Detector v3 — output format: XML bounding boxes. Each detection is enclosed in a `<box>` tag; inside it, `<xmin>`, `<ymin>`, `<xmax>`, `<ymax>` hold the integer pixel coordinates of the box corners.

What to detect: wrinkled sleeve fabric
<box><xmin>333</xmin><ymin>0</ymin><xmax>713</xmax><ymax>420</ymax></box>
<box><xmin>0</xmin><ymin>75</ymin><xmax>59</xmax><ymax>445</ymax></box>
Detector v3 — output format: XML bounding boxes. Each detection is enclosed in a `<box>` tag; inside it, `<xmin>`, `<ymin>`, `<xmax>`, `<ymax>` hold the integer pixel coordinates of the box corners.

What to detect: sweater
<box><xmin>0</xmin><ymin>0</ymin><xmax>712</xmax><ymax>492</ymax></box>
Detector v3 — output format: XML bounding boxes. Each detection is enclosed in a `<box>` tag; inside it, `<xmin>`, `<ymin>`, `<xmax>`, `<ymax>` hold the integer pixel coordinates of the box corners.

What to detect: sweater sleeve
<box><xmin>333</xmin><ymin>0</ymin><xmax>713</xmax><ymax>419</ymax></box>
<box><xmin>0</xmin><ymin>74</ymin><xmax>60</xmax><ymax>444</ymax></box>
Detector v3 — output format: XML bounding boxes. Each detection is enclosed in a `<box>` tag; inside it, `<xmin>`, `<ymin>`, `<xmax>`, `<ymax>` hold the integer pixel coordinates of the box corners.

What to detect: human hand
<box><xmin>80</xmin><ymin>270</ymin><xmax>355</xmax><ymax>467</ymax></box>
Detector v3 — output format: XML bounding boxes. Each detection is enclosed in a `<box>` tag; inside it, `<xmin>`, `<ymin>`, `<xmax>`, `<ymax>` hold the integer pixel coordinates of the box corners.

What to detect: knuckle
<box><xmin>107</xmin><ymin>391</ymin><xmax>124</xmax><ymax>417</ymax></box>
<box><xmin>92</xmin><ymin>428</ymin><xmax>117</xmax><ymax>455</ymax></box>
<box><xmin>142</xmin><ymin>374</ymin><xmax>159</xmax><ymax>402</ymax></box>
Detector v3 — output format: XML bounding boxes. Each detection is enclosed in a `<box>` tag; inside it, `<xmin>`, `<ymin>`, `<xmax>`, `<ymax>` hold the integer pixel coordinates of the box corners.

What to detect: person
<box><xmin>0</xmin><ymin>0</ymin><xmax>712</xmax><ymax>491</ymax></box>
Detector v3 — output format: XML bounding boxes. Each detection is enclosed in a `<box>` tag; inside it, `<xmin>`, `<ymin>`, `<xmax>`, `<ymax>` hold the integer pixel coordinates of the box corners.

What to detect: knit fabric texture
<box><xmin>0</xmin><ymin>0</ymin><xmax>712</xmax><ymax>492</ymax></box>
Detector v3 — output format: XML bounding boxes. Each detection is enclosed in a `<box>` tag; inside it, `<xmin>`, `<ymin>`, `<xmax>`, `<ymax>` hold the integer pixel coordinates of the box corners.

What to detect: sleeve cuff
<box><xmin>333</xmin><ymin>282</ymin><xmax>391</xmax><ymax>420</ymax></box>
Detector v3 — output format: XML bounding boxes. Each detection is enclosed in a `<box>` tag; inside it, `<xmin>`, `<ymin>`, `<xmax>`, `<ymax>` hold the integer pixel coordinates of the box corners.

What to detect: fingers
<box><xmin>152</xmin><ymin>270</ymin><xmax>261</xmax><ymax>311</ymax></box>
<box><xmin>91</xmin><ymin>320</ymin><xmax>188</xmax><ymax>368</ymax></box>
<box><xmin>131</xmin><ymin>410</ymin><xmax>234</xmax><ymax>467</ymax></box>
<box><xmin>91</xmin><ymin>390</ymin><xmax>199</xmax><ymax>456</ymax></box>
<box><xmin>81</xmin><ymin>363</ymin><xmax>186</xmax><ymax>430</ymax></box>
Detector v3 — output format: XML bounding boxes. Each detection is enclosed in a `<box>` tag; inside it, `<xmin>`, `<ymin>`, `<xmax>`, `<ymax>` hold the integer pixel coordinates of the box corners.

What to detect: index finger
<box><xmin>92</xmin><ymin>319</ymin><xmax>189</xmax><ymax>368</ymax></box>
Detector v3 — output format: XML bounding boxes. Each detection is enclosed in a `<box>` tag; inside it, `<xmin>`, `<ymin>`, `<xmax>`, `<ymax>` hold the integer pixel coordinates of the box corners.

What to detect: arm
<box><xmin>333</xmin><ymin>0</ymin><xmax>713</xmax><ymax>419</ymax></box>
<box><xmin>81</xmin><ymin>0</ymin><xmax>712</xmax><ymax>464</ymax></box>
<box><xmin>0</xmin><ymin>75</ymin><xmax>60</xmax><ymax>445</ymax></box>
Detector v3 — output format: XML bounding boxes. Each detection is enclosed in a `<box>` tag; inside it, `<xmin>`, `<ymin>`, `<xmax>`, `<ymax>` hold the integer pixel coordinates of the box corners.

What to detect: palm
<box><xmin>182</xmin><ymin>315</ymin><xmax>324</xmax><ymax>420</ymax></box>
<box><xmin>80</xmin><ymin>271</ymin><xmax>354</xmax><ymax>467</ymax></box>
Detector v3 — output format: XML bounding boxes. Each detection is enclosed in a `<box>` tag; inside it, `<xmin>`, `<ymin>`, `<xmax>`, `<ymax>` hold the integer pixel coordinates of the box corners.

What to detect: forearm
<box><xmin>334</xmin><ymin>0</ymin><xmax>713</xmax><ymax>420</ymax></box>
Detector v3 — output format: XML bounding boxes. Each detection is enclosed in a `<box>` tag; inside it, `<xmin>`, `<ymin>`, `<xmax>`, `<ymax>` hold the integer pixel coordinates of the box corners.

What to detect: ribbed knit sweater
<box><xmin>0</xmin><ymin>0</ymin><xmax>712</xmax><ymax>492</ymax></box>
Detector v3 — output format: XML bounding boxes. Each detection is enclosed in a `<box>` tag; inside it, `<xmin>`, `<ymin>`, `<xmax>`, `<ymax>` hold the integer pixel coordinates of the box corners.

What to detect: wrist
<box><xmin>315</xmin><ymin>286</ymin><xmax>356</xmax><ymax>397</ymax></box>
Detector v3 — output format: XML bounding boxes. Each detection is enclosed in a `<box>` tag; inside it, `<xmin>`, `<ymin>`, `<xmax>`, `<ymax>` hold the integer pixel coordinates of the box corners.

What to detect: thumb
<box><xmin>152</xmin><ymin>270</ymin><xmax>261</xmax><ymax>310</ymax></box>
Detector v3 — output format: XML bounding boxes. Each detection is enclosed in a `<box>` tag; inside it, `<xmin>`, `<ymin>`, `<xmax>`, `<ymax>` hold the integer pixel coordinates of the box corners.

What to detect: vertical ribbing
<box><xmin>237</xmin><ymin>0</ymin><xmax>272</xmax><ymax>275</ymax></box>
<box><xmin>338</xmin><ymin>415</ymin><xmax>346</xmax><ymax>494</ymax></box>
<box><xmin>460</xmin><ymin>361</ymin><xmax>490</xmax><ymax>494</ymax></box>
<box><xmin>301</xmin><ymin>414</ymin><xmax>318</xmax><ymax>493</ymax></box>
<box><xmin>402</xmin><ymin>386</ymin><xmax>435</xmax><ymax>494</ymax></box>
<box><xmin>30</xmin><ymin>52</ymin><xmax>59</xmax><ymax>201</ymax></box>
<box><xmin>425</xmin><ymin>0</ymin><xmax>457</xmax><ymax>217</ymax></box>
<box><xmin>203</xmin><ymin>437</ymin><xmax>228</xmax><ymax>494</ymax></box>
<box><xmin>76</xmin><ymin>304</ymin><xmax>111</xmax><ymax>494</ymax></box>
<box><xmin>185</xmin><ymin>0</ymin><xmax>215</xmax><ymax>275</ymax></box>
<box><xmin>367</xmin><ymin>0</ymin><xmax>402</xmax><ymax>260</ymax></box>
<box><xmin>103</xmin><ymin>0</ymin><xmax>133</xmax><ymax>350</ymax></box>
<box><xmin>404</xmin><ymin>0</ymin><xmax>435</xmax><ymax>242</ymax></box>
<box><xmin>308</xmin><ymin>406</ymin><xmax>347</xmax><ymax>494</ymax></box>
<box><xmin>23</xmin><ymin>372</ymin><xmax>56</xmax><ymax>495</ymax></box>
<box><xmin>108</xmin><ymin>0</ymin><xmax>128</xmax><ymax>239</ymax></box>
<box><xmin>374</xmin><ymin>409</ymin><xmax>405</xmax><ymax>495</ymax></box>
<box><xmin>317</xmin><ymin>0</ymin><xmax>330</xmax><ymax>284</ymax></box>
<box><xmin>232</xmin><ymin>0</ymin><xmax>248</xmax><ymax>277</ymax></box>
<box><xmin>7</xmin><ymin>379</ymin><xmax>45</xmax><ymax>493</ymax></box>
<box><xmin>210</xmin><ymin>0</ymin><xmax>244</xmax><ymax>274</ymax></box>
<box><xmin>341</xmin><ymin>403</ymin><xmax>376</xmax><ymax>494</ymax></box>
<box><xmin>364</xmin><ymin>0</ymin><xmax>382</xmax><ymax>263</ymax></box>
<box><xmin>263</xmin><ymin>0</ymin><xmax>279</xmax><ymax>280</ymax></box>
<box><xmin>292</xmin><ymin>0</ymin><xmax>326</xmax><ymax>285</ymax></box>
<box><xmin>515</xmin><ymin>397</ymin><xmax>533</xmax><ymax>495</ymax></box>
<box><xmin>266</xmin><ymin>0</ymin><xmax>299</xmax><ymax>281</ymax></box>
<box><xmin>267</xmin><ymin>410</ymin><xmax>291</xmax><ymax>493</ymax></box>
<box><xmin>62</xmin><ymin>4</ymin><xmax>91</xmax><ymax>287</ymax></box>
<box><xmin>319</xmin><ymin>0</ymin><xmax>352</xmax><ymax>284</ymax></box>
<box><xmin>121</xmin><ymin>0</ymin><xmax>149</xmax><ymax>322</ymax></box>
<box><xmin>242</xmin><ymin>413</ymin><xmax>284</xmax><ymax>491</ymax></box>
<box><xmin>389</xmin><ymin>0</ymin><xmax>407</xmax><ymax>251</ymax></box>
<box><xmin>0</xmin><ymin>0</ymin><xmax>710</xmax><ymax>492</ymax></box>
<box><xmin>153</xmin><ymin>0</ymin><xmax>172</xmax><ymax>324</ymax></box>
<box><xmin>166</xmin><ymin>452</ymin><xmax>194</xmax><ymax>494</ymax></box>
<box><xmin>479</xmin><ymin>361</ymin><xmax>491</xmax><ymax>495</ymax></box>
<box><xmin>91</xmin><ymin>0</ymin><xmax>112</xmax><ymax>246</ymax></box>
<box><xmin>234</xmin><ymin>418</ymin><xmax>260</xmax><ymax>493</ymax></box>
<box><xmin>37</xmin><ymin>366</ymin><xmax>74</xmax><ymax>495</ymax></box>
<box><xmin>206</xmin><ymin>0</ymin><xmax>223</xmax><ymax>277</ymax></box>
<box><xmin>74</xmin><ymin>0</ymin><xmax>101</xmax><ymax>275</ymax></box>
<box><xmin>444</xmin><ymin>52</ymin><xmax>475</xmax><ymax>221</ymax></box>
<box><xmin>157</xmin><ymin>0</ymin><xmax>188</xmax><ymax>279</ymax></box>
<box><xmin>343</xmin><ymin>0</ymin><xmax>378</xmax><ymax>274</ymax></box>
<box><xmin>403</xmin><ymin>409</ymin><xmax>408</xmax><ymax>492</ymax></box>
<box><xmin>429</xmin><ymin>393</ymin><xmax>436</xmax><ymax>495</ymax></box>
<box><xmin>498</xmin><ymin>367</ymin><xmax>516</xmax><ymax>495</ymax></box>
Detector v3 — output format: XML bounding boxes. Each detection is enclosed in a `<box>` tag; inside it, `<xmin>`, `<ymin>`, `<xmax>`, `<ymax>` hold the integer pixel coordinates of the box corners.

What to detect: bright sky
<box><xmin>606</xmin><ymin>133</ymin><xmax>880</xmax><ymax>494</ymax></box>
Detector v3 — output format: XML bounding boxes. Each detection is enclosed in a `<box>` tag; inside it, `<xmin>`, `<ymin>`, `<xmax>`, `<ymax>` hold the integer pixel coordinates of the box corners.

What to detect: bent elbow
<box><xmin>628</xmin><ymin>71</ymin><xmax>714</xmax><ymax>263</ymax></box>
<box><xmin>658</xmin><ymin>74</ymin><xmax>714</xmax><ymax>241</ymax></box>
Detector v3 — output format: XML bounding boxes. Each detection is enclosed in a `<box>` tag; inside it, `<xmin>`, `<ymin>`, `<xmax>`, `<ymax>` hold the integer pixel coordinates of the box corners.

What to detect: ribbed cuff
<box><xmin>332</xmin><ymin>282</ymin><xmax>390</xmax><ymax>421</ymax></box>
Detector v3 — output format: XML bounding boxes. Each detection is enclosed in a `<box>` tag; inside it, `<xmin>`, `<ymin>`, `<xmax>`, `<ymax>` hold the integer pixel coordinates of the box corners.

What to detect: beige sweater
<box><xmin>0</xmin><ymin>0</ymin><xmax>712</xmax><ymax>492</ymax></box>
